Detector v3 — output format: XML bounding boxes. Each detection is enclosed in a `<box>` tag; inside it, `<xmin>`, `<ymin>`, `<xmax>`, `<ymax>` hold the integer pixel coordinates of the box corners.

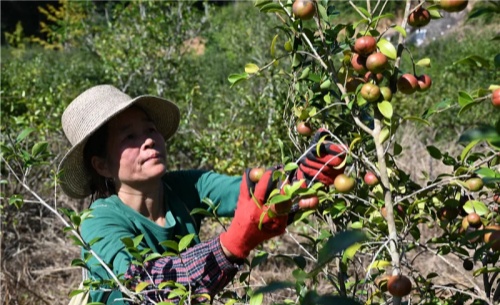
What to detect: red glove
<box><xmin>296</xmin><ymin>128</ymin><xmax>347</xmax><ymax>186</ymax></box>
<box><xmin>220</xmin><ymin>168</ymin><xmax>288</xmax><ymax>259</ymax></box>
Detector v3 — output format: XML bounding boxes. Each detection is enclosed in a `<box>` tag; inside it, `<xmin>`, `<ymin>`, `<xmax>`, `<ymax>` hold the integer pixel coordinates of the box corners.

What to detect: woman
<box><xmin>59</xmin><ymin>85</ymin><xmax>345</xmax><ymax>304</ymax></box>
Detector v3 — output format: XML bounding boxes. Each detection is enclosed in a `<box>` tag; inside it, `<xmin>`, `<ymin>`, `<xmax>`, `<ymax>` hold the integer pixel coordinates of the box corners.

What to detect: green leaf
<box><xmin>454</xmin><ymin>55</ymin><xmax>490</xmax><ymax>68</ymax></box>
<box><xmin>459</xmin><ymin>125</ymin><xmax>500</xmax><ymax>143</ymax></box>
<box><xmin>258</xmin><ymin>2</ymin><xmax>286</xmax><ymax>13</ymax></box>
<box><xmin>284</xmin><ymin>162</ymin><xmax>298</xmax><ymax>171</ymax></box>
<box><xmin>159</xmin><ymin>240</ymin><xmax>179</xmax><ymax>252</ymax></box>
<box><xmin>391</xmin><ymin>25</ymin><xmax>406</xmax><ymax>37</ymax></box>
<box><xmin>427</xmin><ymin>7</ymin><xmax>443</xmax><ymax>19</ymax></box>
<box><xmin>342</xmin><ymin>242</ymin><xmax>362</xmax><ymax>263</ymax></box>
<box><xmin>379</xmin><ymin>127</ymin><xmax>390</xmax><ymax>144</ymax></box>
<box><xmin>228</xmin><ymin>73</ymin><xmax>249</xmax><ymax>88</ymax></box>
<box><xmin>270</xmin><ymin>34</ymin><xmax>278</xmax><ymax>58</ymax></box>
<box><xmin>135</xmin><ymin>282</ymin><xmax>150</xmax><ymax>293</ymax></box>
<box><xmin>16</xmin><ymin>128</ymin><xmax>36</xmax><ymax>143</ymax></box>
<box><xmin>245</xmin><ymin>63</ymin><xmax>260</xmax><ymax>74</ymax></box>
<box><xmin>377</xmin><ymin>101</ymin><xmax>393</xmax><ymax>119</ymax></box>
<box><xmin>475</xmin><ymin>167</ymin><xmax>499</xmax><ymax>178</ymax></box>
<box><xmin>494</xmin><ymin>53</ymin><xmax>500</xmax><ymax>68</ymax></box>
<box><xmin>249</xmin><ymin>292</ymin><xmax>263</xmax><ymax>305</ymax></box>
<box><xmin>178</xmin><ymin>233</ymin><xmax>196</xmax><ymax>252</ymax></box>
<box><xmin>416</xmin><ymin>58</ymin><xmax>431</xmax><ymax>67</ymax></box>
<box><xmin>366</xmin><ymin>260</ymin><xmax>391</xmax><ymax>271</ymax></box>
<box><xmin>254</xmin><ymin>281</ymin><xmax>294</xmax><ymax>294</ymax></box>
<box><xmin>268</xmin><ymin>194</ymin><xmax>291</xmax><ymax>205</ymax></box>
<box><xmin>251</xmin><ymin>251</ymin><xmax>268</xmax><ymax>268</ymax></box>
<box><xmin>458</xmin><ymin>91</ymin><xmax>474</xmax><ymax>107</ymax></box>
<box><xmin>310</xmin><ymin>230</ymin><xmax>367</xmax><ymax>276</ymax></box>
<box><xmin>69</xmin><ymin>289</ymin><xmax>88</xmax><ymax>298</ymax></box>
<box><xmin>144</xmin><ymin>253</ymin><xmax>162</xmax><ymax>262</ymax></box>
<box><xmin>31</xmin><ymin>141</ymin><xmax>48</xmax><ymax>157</ymax></box>
<box><xmin>463</xmin><ymin>200</ymin><xmax>489</xmax><ymax>216</ymax></box>
<box><xmin>133</xmin><ymin>234</ymin><xmax>144</xmax><ymax>248</ymax></box>
<box><xmin>254</xmin><ymin>0</ymin><xmax>273</xmax><ymax>8</ymax></box>
<box><xmin>403</xmin><ymin>116</ymin><xmax>430</xmax><ymax>126</ymax></box>
<box><xmin>377</xmin><ymin>38</ymin><xmax>397</xmax><ymax>60</ymax></box>
<box><xmin>190</xmin><ymin>208</ymin><xmax>213</xmax><ymax>217</ymax></box>
<box><xmin>355</xmin><ymin>6</ymin><xmax>370</xmax><ymax>18</ymax></box>
<box><xmin>460</xmin><ymin>139</ymin><xmax>480</xmax><ymax>161</ymax></box>
<box><xmin>426</xmin><ymin>145</ymin><xmax>442</xmax><ymax>160</ymax></box>
<box><xmin>121</xmin><ymin>237</ymin><xmax>134</xmax><ymax>248</ymax></box>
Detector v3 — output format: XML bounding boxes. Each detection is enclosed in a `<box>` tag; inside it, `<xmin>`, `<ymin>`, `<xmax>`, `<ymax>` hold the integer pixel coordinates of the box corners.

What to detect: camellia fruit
<box><xmin>483</xmin><ymin>225</ymin><xmax>500</xmax><ymax>250</ymax></box>
<box><xmin>387</xmin><ymin>275</ymin><xmax>412</xmax><ymax>297</ymax></box>
<box><xmin>467</xmin><ymin>212</ymin><xmax>482</xmax><ymax>228</ymax></box>
<box><xmin>493</xmin><ymin>194</ymin><xmax>500</xmax><ymax>204</ymax></box>
<box><xmin>334</xmin><ymin>174</ymin><xmax>356</xmax><ymax>193</ymax></box>
<box><xmin>417</xmin><ymin>74</ymin><xmax>432</xmax><ymax>92</ymax></box>
<box><xmin>292</xmin><ymin>0</ymin><xmax>316</xmax><ymax>20</ymax></box>
<box><xmin>270</xmin><ymin>200</ymin><xmax>293</xmax><ymax>215</ymax></box>
<box><xmin>297</xmin><ymin>121</ymin><xmax>313</xmax><ymax>136</ymax></box>
<box><xmin>397</xmin><ymin>74</ymin><xmax>419</xmax><ymax>94</ymax></box>
<box><xmin>492</xmin><ymin>89</ymin><xmax>500</xmax><ymax>108</ymax></box>
<box><xmin>379</xmin><ymin>86</ymin><xmax>393</xmax><ymax>101</ymax></box>
<box><xmin>466</xmin><ymin>177</ymin><xmax>483</xmax><ymax>192</ymax></box>
<box><xmin>298</xmin><ymin>195</ymin><xmax>320</xmax><ymax>210</ymax></box>
<box><xmin>249</xmin><ymin>167</ymin><xmax>265</xmax><ymax>183</ymax></box>
<box><xmin>408</xmin><ymin>7</ymin><xmax>431</xmax><ymax>27</ymax></box>
<box><xmin>365</xmin><ymin>52</ymin><xmax>388</xmax><ymax>74</ymax></box>
<box><xmin>351</xmin><ymin>53</ymin><xmax>367</xmax><ymax>74</ymax></box>
<box><xmin>354</xmin><ymin>36</ymin><xmax>377</xmax><ymax>56</ymax></box>
<box><xmin>364</xmin><ymin>71</ymin><xmax>384</xmax><ymax>84</ymax></box>
<box><xmin>439</xmin><ymin>0</ymin><xmax>468</xmax><ymax>12</ymax></box>
<box><xmin>364</xmin><ymin>171</ymin><xmax>379</xmax><ymax>186</ymax></box>
<box><xmin>360</xmin><ymin>83</ymin><xmax>381</xmax><ymax>102</ymax></box>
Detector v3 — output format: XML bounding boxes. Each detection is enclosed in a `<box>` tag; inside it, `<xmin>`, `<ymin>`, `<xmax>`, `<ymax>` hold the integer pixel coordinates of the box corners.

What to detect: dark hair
<box><xmin>83</xmin><ymin>123</ymin><xmax>116</xmax><ymax>201</ymax></box>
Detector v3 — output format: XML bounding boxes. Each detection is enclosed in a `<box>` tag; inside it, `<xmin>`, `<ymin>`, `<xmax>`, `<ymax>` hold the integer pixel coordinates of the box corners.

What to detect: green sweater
<box><xmin>80</xmin><ymin>170</ymin><xmax>241</xmax><ymax>304</ymax></box>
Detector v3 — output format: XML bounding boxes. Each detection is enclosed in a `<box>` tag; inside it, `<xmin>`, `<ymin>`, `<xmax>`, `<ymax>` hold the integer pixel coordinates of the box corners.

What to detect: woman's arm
<box><xmin>124</xmin><ymin>237</ymin><xmax>239</xmax><ymax>303</ymax></box>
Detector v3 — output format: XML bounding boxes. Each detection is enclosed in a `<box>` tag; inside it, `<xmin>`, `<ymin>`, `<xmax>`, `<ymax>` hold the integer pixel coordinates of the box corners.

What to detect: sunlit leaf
<box><xmin>391</xmin><ymin>25</ymin><xmax>406</xmax><ymax>37</ymax></box>
<box><xmin>463</xmin><ymin>200</ymin><xmax>489</xmax><ymax>216</ymax></box>
<box><xmin>179</xmin><ymin>233</ymin><xmax>196</xmax><ymax>252</ymax></box>
<box><xmin>245</xmin><ymin>63</ymin><xmax>260</xmax><ymax>74</ymax></box>
<box><xmin>16</xmin><ymin>128</ymin><xmax>36</xmax><ymax>143</ymax></box>
<box><xmin>454</xmin><ymin>55</ymin><xmax>490</xmax><ymax>68</ymax></box>
<box><xmin>270</xmin><ymin>34</ymin><xmax>278</xmax><ymax>58</ymax></box>
<box><xmin>377</xmin><ymin>101</ymin><xmax>393</xmax><ymax>119</ymax></box>
<box><xmin>377</xmin><ymin>38</ymin><xmax>397</xmax><ymax>59</ymax></box>
<box><xmin>416</xmin><ymin>58</ymin><xmax>431</xmax><ymax>67</ymax></box>
<box><xmin>249</xmin><ymin>292</ymin><xmax>263</xmax><ymax>305</ymax></box>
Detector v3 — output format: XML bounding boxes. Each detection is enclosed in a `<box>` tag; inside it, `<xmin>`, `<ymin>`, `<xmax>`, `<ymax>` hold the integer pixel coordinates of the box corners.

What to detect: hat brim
<box><xmin>58</xmin><ymin>95</ymin><xmax>180</xmax><ymax>199</ymax></box>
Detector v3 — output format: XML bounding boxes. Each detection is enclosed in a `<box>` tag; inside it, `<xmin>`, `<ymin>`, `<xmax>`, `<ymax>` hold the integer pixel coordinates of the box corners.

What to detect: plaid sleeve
<box><xmin>124</xmin><ymin>237</ymin><xmax>240</xmax><ymax>304</ymax></box>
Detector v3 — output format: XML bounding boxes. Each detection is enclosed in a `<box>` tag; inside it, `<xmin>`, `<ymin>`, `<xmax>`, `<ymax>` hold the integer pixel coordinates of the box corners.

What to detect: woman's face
<box><xmin>95</xmin><ymin>106</ymin><xmax>167</xmax><ymax>190</ymax></box>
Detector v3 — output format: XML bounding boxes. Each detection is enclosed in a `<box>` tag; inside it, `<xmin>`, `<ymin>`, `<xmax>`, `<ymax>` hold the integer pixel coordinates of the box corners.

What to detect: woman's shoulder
<box><xmin>88</xmin><ymin>195</ymin><xmax>128</xmax><ymax>215</ymax></box>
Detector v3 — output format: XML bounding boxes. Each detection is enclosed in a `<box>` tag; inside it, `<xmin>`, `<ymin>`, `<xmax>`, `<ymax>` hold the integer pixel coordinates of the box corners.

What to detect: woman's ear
<box><xmin>91</xmin><ymin>156</ymin><xmax>112</xmax><ymax>178</ymax></box>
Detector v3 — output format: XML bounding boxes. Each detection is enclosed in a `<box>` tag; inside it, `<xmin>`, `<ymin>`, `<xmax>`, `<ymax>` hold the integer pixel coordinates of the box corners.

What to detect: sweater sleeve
<box><xmin>124</xmin><ymin>237</ymin><xmax>239</xmax><ymax>304</ymax></box>
<box><xmin>164</xmin><ymin>170</ymin><xmax>242</xmax><ymax>217</ymax></box>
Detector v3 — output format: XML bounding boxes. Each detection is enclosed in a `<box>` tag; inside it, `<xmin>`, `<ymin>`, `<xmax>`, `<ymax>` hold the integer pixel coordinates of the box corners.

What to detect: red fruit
<box><xmin>387</xmin><ymin>275</ymin><xmax>412</xmax><ymax>297</ymax></box>
<box><xmin>360</xmin><ymin>83</ymin><xmax>381</xmax><ymax>102</ymax></box>
<box><xmin>467</xmin><ymin>213</ymin><xmax>482</xmax><ymax>228</ymax></box>
<box><xmin>249</xmin><ymin>167</ymin><xmax>265</xmax><ymax>183</ymax></box>
<box><xmin>298</xmin><ymin>195</ymin><xmax>320</xmax><ymax>210</ymax></box>
<box><xmin>408</xmin><ymin>7</ymin><xmax>431</xmax><ymax>27</ymax></box>
<box><xmin>354</xmin><ymin>36</ymin><xmax>377</xmax><ymax>56</ymax></box>
<box><xmin>297</xmin><ymin>121</ymin><xmax>313</xmax><ymax>136</ymax></box>
<box><xmin>292</xmin><ymin>0</ymin><xmax>316</xmax><ymax>20</ymax></box>
<box><xmin>364</xmin><ymin>71</ymin><xmax>384</xmax><ymax>84</ymax></box>
<box><xmin>484</xmin><ymin>225</ymin><xmax>500</xmax><ymax>247</ymax></box>
<box><xmin>364</xmin><ymin>171</ymin><xmax>379</xmax><ymax>186</ymax></box>
<box><xmin>334</xmin><ymin>174</ymin><xmax>356</xmax><ymax>193</ymax></box>
<box><xmin>493</xmin><ymin>194</ymin><xmax>500</xmax><ymax>204</ymax></box>
<box><xmin>379</xmin><ymin>86</ymin><xmax>393</xmax><ymax>102</ymax></box>
<box><xmin>417</xmin><ymin>74</ymin><xmax>432</xmax><ymax>92</ymax></box>
<box><xmin>492</xmin><ymin>89</ymin><xmax>500</xmax><ymax>108</ymax></box>
<box><xmin>365</xmin><ymin>52</ymin><xmax>388</xmax><ymax>74</ymax></box>
<box><xmin>440</xmin><ymin>0</ymin><xmax>468</xmax><ymax>12</ymax></box>
<box><xmin>351</xmin><ymin>53</ymin><xmax>367</xmax><ymax>74</ymax></box>
<box><xmin>397</xmin><ymin>74</ymin><xmax>418</xmax><ymax>94</ymax></box>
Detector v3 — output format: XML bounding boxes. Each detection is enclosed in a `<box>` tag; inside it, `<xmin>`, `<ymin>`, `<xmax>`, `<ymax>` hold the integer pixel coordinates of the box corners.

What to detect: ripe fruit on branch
<box><xmin>417</xmin><ymin>74</ymin><xmax>432</xmax><ymax>92</ymax></box>
<box><xmin>351</xmin><ymin>53</ymin><xmax>367</xmax><ymax>74</ymax></box>
<box><xmin>334</xmin><ymin>174</ymin><xmax>356</xmax><ymax>193</ymax></box>
<box><xmin>360</xmin><ymin>83</ymin><xmax>381</xmax><ymax>102</ymax></box>
<box><xmin>439</xmin><ymin>0</ymin><xmax>468</xmax><ymax>12</ymax></box>
<box><xmin>380</xmin><ymin>86</ymin><xmax>393</xmax><ymax>102</ymax></box>
<box><xmin>298</xmin><ymin>195</ymin><xmax>320</xmax><ymax>210</ymax></box>
<box><xmin>397</xmin><ymin>74</ymin><xmax>419</xmax><ymax>94</ymax></box>
<box><xmin>364</xmin><ymin>171</ymin><xmax>379</xmax><ymax>186</ymax></box>
<box><xmin>387</xmin><ymin>275</ymin><xmax>412</xmax><ymax>297</ymax></box>
<box><xmin>492</xmin><ymin>89</ymin><xmax>500</xmax><ymax>108</ymax></box>
<box><xmin>467</xmin><ymin>212</ymin><xmax>482</xmax><ymax>228</ymax></box>
<box><xmin>466</xmin><ymin>177</ymin><xmax>483</xmax><ymax>192</ymax></box>
<box><xmin>292</xmin><ymin>0</ymin><xmax>316</xmax><ymax>20</ymax></box>
<box><xmin>354</xmin><ymin>36</ymin><xmax>377</xmax><ymax>56</ymax></box>
<box><xmin>484</xmin><ymin>225</ymin><xmax>500</xmax><ymax>251</ymax></box>
<box><xmin>366</xmin><ymin>52</ymin><xmax>388</xmax><ymax>74</ymax></box>
<box><xmin>297</xmin><ymin>121</ymin><xmax>313</xmax><ymax>136</ymax></box>
<box><xmin>408</xmin><ymin>7</ymin><xmax>431</xmax><ymax>27</ymax></box>
<box><xmin>249</xmin><ymin>167</ymin><xmax>265</xmax><ymax>183</ymax></box>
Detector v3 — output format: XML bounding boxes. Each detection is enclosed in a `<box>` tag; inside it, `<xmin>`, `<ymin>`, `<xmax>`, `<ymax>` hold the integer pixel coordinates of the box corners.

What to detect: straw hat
<box><xmin>58</xmin><ymin>84</ymin><xmax>180</xmax><ymax>199</ymax></box>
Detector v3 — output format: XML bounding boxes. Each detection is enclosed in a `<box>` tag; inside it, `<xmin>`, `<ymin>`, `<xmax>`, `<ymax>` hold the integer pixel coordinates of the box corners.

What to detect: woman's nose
<box><xmin>143</xmin><ymin>137</ymin><xmax>155</xmax><ymax>149</ymax></box>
